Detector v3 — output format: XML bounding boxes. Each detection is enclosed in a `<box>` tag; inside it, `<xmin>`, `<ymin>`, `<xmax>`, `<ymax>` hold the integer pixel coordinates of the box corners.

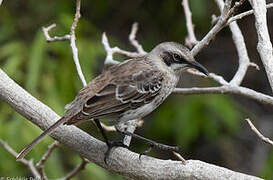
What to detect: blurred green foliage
<box><xmin>0</xmin><ymin>0</ymin><xmax>272</xmax><ymax>179</ymax></box>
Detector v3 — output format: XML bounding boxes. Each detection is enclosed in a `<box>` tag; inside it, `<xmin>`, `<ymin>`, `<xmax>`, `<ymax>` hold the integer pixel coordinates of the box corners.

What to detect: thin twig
<box><xmin>228</xmin><ymin>3</ymin><xmax>273</xmax><ymax>24</ymax></box>
<box><xmin>182</xmin><ymin>0</ymin><xmax>198</xmax><ymax>48</ymax></box>
<box><xmin>249</xmin><ymin>62</ymin><xmax>259</xmax><ymax>70</ymax></box>
<box><xmin>191</xmin><ymin>0</ymin><xmax>246</xmax><ymax>56</ymax></box>
<box><xmin>62</xmin><ymin>157</ymin><xmax>89</xmax><ymax>180</ymax></box>
<box><xmin>70</xmin><ymin>0</ymin><xmax>81</xmax><ymax>38</ymax></box>
<box><xmin>129</xmin><ymin>23</ymin><xmax>146</xmax><ymax>54</ymax></box>
<box><xmin>186</xmin><ymin>69</ymin><xmax>229</xmax><ymax>85</ymax></box>
<box><xmin>186</xmin><ymin>68</ymin><xmax>207</xmax><ymax>78</ymax></box>
<box><xmin>172</xmin><ymin>151</ymin><xmax>187</xmax><ymax>165</ymax></box>
<box><xmin>70</xmin><ymin>0</ymin><xmax>86</xmax><ymax>86</ymax></box>
<box><xmin>228</xmin><ymin>22</ymin><xmax>250</xmax><ymax>85</ymax></box>
<box><xmin>102</xmin><ymin>22</ymin><xmax>147</xmax><ymax>68</ymax></box>
<box><xmin>102</xmin><ymin>33</ymin><xmax>122</xmax><ymax>66</ymax></box>
<box><xmin>215</xmin><ymin>0</ymin><xmax>251</xmax><ymax>86</ymax></box>
<box><xmin>41</xmin><ymin>1</ymin><xmax>86</xmax><ymax>86</ymax></box>
<box><xmin>37</xmin><ymin>141</ymin><xmax>60</xmax><ymax>168</ymax></box>
<box><xmin>42</xmin><ymin>24</ymin><xmax>71</xmax><ymax>42</ymax></box>
<box><xmin>173</xmin><ymin>85</ymin><xmax>273</xmax><ymax>106</ymax></box>
<box><xmin>0</xmin><ymin>138</ymin><xmax>41</xmax><ymax>178</ymax></box>
<box><xmin>246</xmin><ymin>119</ymin><xmax>273</xmax><ymax>146</ymax></box>
<box><xmin>102</xmin><ymin>33</ymin><xmax>144</xmax><ymax>62</ymax></box>
<box><xmin>209</xmin><ymin>73</ymin><xmax>229</xmax><ymax>85</ymax></box>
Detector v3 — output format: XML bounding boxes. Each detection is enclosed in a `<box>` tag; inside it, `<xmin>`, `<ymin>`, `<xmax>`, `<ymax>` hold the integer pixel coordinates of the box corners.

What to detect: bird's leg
<box><xmin>94</xmin><ymin>119</ymin><xmax>128</xmax><ymax>164</ymax></box>
<box><xmin>116</xmin><ymin>129</ymin><xmax>180</xmax><ymax>159</ymax></box>
<box><xmin>139</xmin><ymin>146</ymin><xmax>153</xmax><ymax>160</ymax></box>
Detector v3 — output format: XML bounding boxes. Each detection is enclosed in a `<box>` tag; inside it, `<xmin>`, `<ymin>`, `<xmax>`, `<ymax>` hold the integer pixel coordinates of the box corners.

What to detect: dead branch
<box><xmin>0</xmin><ymin>138</ymin><xmax>41</xmax><ymax>179</ymax></box>
<box><xmin>182</xmin><ymin>0</ymin><xmax>198</xmax><ymax>48</ymax></box>
<box><xmin>246</xmin><ymin>119</ymin><xmax>273</xmax><ymax>146</ymax></box>
<box><xmin>0</xmin><ymin>67</ymin><xmax>262</xmax><ymax>180</ymax></box>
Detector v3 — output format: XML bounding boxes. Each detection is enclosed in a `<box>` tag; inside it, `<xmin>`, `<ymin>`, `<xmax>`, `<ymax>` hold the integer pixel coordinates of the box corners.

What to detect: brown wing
<box><xmin>65</xmin><ymin>61</ymin><xmax>164</xmax><ymax>125</ymax></box>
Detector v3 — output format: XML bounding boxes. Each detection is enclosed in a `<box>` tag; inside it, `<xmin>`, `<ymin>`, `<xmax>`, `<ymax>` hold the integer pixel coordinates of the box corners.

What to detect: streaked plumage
<box><xmin>17</xmin><ymin>42</ymin><xmax>208</xmax><ymax>160</ymax></box>
<box><xmin>64</xmin><ymin>58</ymin><xmax>171</xmax><ymax>125</ymax></box>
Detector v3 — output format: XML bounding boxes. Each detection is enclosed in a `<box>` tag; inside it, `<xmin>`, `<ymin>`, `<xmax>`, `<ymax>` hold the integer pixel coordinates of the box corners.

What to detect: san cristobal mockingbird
<box><xmin>17</xmin><ymin>42</ymin><xmax>209</xmax><ymax>162</ymax></box>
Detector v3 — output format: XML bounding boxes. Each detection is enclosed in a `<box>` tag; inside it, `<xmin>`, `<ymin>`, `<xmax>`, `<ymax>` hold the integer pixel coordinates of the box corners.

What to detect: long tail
<box><xmin>16</xmin><ymin>116</ymin><xmax>67</xmax><ymax>160</ymax></box>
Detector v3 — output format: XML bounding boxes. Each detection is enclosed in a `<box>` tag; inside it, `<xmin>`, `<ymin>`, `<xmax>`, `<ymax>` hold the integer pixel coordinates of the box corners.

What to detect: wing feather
<box><xmin>65</xmin><ymin>61</ymin><xmax>164</xmax><ymax>125</ymax></box>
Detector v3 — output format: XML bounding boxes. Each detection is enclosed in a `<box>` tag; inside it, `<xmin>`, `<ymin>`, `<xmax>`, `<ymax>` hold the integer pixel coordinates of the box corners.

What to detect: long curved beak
<box><xmin>187</xmin><ymin>60</ymin><xmax>209</xmax><ymax>76</ymax></box>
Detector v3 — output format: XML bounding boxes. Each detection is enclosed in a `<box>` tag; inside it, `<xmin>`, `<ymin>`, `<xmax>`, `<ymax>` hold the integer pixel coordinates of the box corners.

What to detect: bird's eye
<box><xmin>173</xmin><ymin>53</ymin><xmax>181</xmax><ymax>62</ymax></box>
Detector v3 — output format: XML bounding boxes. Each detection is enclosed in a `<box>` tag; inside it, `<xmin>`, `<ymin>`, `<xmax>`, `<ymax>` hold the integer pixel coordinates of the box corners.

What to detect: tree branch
<box><xmin>215</xmin><ymin>0</ymin><xmax>252</xmax><ymax>86</ymax></box>
<box><xmin>191</xmin><ymin>0</ymin><xmax>246</xmax><ymax>56</ymax></box>
<box><xmin>1</xmin><ymin>0</ymin><xmax>272</xmax><ymax>178</ymax></box>
<box><xmin>69</xmin><ymin>0</ymin><xmax>86</xmax><ymax>86</ymax></box>
<box><xmin>246</xmin><ymin>119</ymin><xmax>273</xmax><ymax>146</ymax></box>
<box><xmin>129</xmin><ymin>23</ymin><xmax>146</xmax><ymax>54</ymax></box>
<box><xmin>173</xmin><ymin>85</ymin><xmax>273</xmax><ymax>106</ymax></box>
<box><xmin>0</xmin><ymin>68</ymin><xmax>262</xmax><ymax>179</ymax></box>
<box><xmin>228</xmin><ymin>3</ymin><xmax>273</xmax><ymax>25</ymax></box>
<box><xmin>42</xmin><ymin>24</ymin><xmax>71</xmax><ymax>42</ymax></box>
<box><xmin>62</xmin><ymin>157</ymin><xmax>89</xmax><ymax>180</ymax></box>
<box><xmin>249</xmin><ymin>0</ymin><xmax>273</xmax><ymax>92</ymax></box>
<box><xmin>36</xmin><ymin>141</ymin><xmax>60</xmax><ymax>169</ymax></box>
<box><xmin>182</xmin><ymin>0</ymin><xmax>198</xmax><ymax>48</ymax></box>
<box><xmin>0</xmin><ymin>138</ymin><xmax>41</xmax><ymax>179</ymax></box>
<box><xmin>42</xmin><ymin>0</ymin><xmax>86</xmax><ymax>86</ymax></box>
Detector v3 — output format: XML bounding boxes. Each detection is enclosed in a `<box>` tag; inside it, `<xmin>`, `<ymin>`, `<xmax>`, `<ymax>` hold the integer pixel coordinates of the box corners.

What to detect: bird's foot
<box><xmin>117</xmin><ymin>130</ymin><xmax>181</xmax><ymax>159</ymax></box>
<box><xmin>139</xmin><ymin>145</ymin><xmax>153</xmax><ymax>160</ymax></box>
<box><xmin>138</xmin><ymin>142</ymin><xmax>180</xmax><ymax>160</ymax></box>
<box><xmin>104</xmin><ymin>140</ymin><xmax>129</xmax><ymax>164</ymax></box>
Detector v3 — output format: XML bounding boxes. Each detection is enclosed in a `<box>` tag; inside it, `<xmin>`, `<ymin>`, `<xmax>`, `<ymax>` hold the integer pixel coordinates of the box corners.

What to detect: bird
<box><xmin>16</xmin><ymin>42</ymin><xmax>209</xmax><ymax>161</ymax></box>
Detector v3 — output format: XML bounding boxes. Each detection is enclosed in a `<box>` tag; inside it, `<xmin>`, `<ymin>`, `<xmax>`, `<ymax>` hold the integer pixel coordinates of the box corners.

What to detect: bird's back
<box><xmin>64</xmin><ymin>56</ymin><xmax>162</xmax><ymax>124</ymax></box>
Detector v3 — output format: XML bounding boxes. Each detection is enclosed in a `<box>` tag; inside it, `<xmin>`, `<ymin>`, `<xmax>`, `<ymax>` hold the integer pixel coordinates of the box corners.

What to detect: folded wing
<box><xmin>65</xmin><ymin>69</ymin><xmax>164</xmax><ymax>125</ymax></box>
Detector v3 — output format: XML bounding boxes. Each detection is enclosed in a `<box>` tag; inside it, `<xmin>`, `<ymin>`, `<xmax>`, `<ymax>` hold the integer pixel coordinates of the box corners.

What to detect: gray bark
<box><xmin>0</xmin><ymin>69</ymin><xmax>263</xmax><ymax>180</ymax></box>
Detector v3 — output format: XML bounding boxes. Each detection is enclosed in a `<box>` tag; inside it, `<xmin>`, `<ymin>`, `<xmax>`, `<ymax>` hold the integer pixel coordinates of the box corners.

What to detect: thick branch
<box><xmin>0</xmin><ymin>68</ymin><xmax>262</xmax><ymax>179</ymax></box>
<box><xmin>249</xmin><ymin>0</ymin><xmax>273</xmax><ymax>92</ymax></box>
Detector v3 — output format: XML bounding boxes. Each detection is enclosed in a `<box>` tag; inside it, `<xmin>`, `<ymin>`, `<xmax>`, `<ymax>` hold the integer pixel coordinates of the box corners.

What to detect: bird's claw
<box><xmin>138</xmin><ymin>144</ymin><xmax>181</xmax><ymax>161</ymax></box>
<box><xmin>139</xmin><ymin>145</ymin><xmax>153</xmax><ymax>160</ymax></box>
<box><xmin>104</xmin><ymin>140</ymin><xmax>129</xmax><ymax>164</ymax></box>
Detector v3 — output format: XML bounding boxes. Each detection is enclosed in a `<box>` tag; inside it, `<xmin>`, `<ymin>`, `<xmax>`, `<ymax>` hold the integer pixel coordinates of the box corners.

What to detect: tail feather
<box><xmin>16</xmin><ymin>117</ymin><xmax>67</xmax><ymax>160</ymax></box>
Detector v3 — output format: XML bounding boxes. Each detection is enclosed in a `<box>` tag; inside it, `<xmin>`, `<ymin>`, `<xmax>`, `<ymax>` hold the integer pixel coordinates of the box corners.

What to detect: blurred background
<box><xmin>0</xmin><ymin>0</ymin><xmax>273</xmax><ymax>179</ymax></box>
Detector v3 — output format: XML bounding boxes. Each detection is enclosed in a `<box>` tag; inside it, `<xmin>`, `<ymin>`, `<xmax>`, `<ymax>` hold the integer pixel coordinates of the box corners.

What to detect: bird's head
<box><xmin>148</xmin><ymin>42</ymin><xmax>209</xmax><ymax>76</ymax></box>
